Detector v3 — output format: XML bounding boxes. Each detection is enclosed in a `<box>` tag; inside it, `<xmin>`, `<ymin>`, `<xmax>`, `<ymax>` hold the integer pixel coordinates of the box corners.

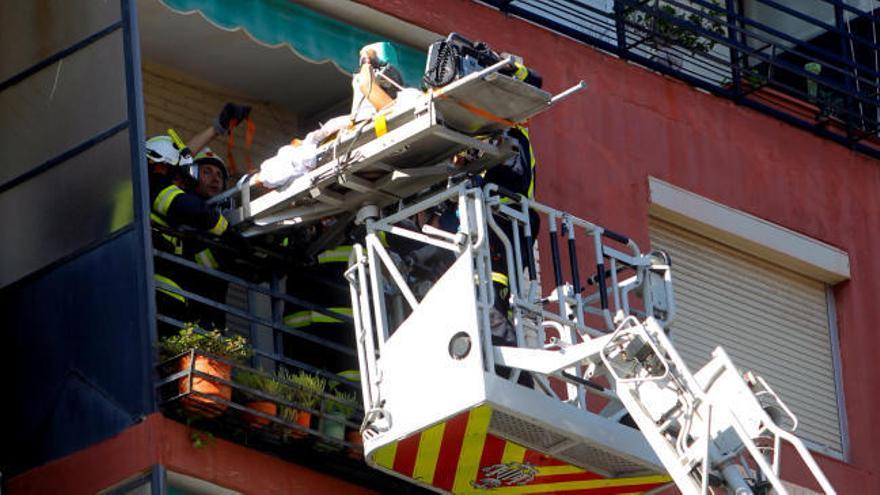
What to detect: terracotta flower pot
<box><xmin>179</xmin><ymin>354</ymin><xmax>232</xmax><ymax>418</ymax></box>
<box><xmin>283</xmin><ymin>409</ymin><xmax>311</xmax><ymax>440</ymax></box>
<box><xmin>243</xmin><ymin>401</ymin><xmax>277</xmax><ymax>429</ymax></box>
<box><xmin>346</xmin><ymin>429</ymin><xmax>364</xmax><ymax>460</ymax></box>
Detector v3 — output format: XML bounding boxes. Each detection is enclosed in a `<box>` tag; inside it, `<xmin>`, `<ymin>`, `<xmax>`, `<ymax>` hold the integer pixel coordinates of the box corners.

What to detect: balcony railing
<box><xmin>479</xmin><ymin>0</ymin><xmax>880</xmax><ymax>160</ymax></box>
<box><xmin>150</xmin><ymin>226</ymin><xmax>429</xmax><ymax>493</ymax></box>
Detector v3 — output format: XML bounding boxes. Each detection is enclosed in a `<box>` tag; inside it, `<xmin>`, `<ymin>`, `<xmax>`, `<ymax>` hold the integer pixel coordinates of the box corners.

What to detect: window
<box><xmin>648</xmin><ymin>177</ymin><xmax>848</xmax><ymax>457</ymax></box>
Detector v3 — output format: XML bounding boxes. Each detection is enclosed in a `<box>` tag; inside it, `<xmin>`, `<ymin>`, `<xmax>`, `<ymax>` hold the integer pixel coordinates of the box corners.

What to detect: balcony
<box><xmin>478</xmin><ymin>0</ymin><xmax>880</xmax><ymax>159</ymax></box>
<box><xmin>150</xmin><ymin>225</ymin><xmax>429</xmax><ymax>493</ymax></box>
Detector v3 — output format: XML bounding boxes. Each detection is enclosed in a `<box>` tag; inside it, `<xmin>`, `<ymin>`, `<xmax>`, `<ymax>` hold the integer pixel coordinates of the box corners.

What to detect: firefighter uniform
<box><xmin>483</xmin><ymin>125</ymin><xmax>538</xmax><ymax>344</ymax></box>
<box><xmin>284</xmin><ymin>242</ymin><xmax>358</xmax><ymax>380</ymax></box>
<box><xmin>150</xmin><ymin>174</ymin><xmax>229</xmax><ymax>336</ymax></box>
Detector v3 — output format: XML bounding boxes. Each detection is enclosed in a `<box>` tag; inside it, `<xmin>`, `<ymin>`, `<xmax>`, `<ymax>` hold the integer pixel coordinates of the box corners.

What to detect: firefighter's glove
<box><xmin>214</xmin><ymin>103</ymin><xmax>252</xmax><ymax>135</ymax></box>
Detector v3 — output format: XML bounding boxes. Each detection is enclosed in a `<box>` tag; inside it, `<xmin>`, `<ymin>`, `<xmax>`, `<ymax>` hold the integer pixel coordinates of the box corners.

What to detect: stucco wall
<box><xmin>354</xmin><ymin>0</ymin><xmax>880</xmax><ymax>492</ymax></box>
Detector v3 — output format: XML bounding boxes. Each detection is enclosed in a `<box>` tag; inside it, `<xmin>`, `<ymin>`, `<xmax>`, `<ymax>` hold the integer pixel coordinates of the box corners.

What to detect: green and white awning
<box><xmin>158</xmin><ymin>0</ymin><xmax>425</xmax><ymax>86</ymax></box>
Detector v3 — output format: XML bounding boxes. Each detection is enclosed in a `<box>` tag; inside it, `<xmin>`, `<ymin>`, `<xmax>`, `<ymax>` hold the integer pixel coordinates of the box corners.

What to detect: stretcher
<box><xmin>211</xmin><ymin>59</ymin><xmax>586</xmax><ymax>237</ymax></box>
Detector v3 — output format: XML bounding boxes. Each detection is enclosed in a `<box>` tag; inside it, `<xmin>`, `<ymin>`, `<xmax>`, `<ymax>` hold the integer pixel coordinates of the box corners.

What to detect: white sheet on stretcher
<box><xmin>259</xmin><ymin>88</ymin><xmax>423</xmax><ymax>189</ymax></box>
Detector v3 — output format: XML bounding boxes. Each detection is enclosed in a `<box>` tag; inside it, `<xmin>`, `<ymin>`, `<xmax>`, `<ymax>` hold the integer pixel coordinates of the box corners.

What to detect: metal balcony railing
<box><xmin>150</xmin><ymin>226</ymin><xmax>430</xmax><ymax>493</ymax></box>
<box><xmin>479</xmin><ymin>0</ymin><xmax>880</xmax><ymax>160</ymax></box>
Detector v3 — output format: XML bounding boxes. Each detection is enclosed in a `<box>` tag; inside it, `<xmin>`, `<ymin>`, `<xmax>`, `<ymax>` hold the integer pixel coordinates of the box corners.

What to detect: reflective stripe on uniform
<box><xmin>152</xmin><ymin>184</ymin><xmax>184</xmax><ymax>216</ymax></box>
<box><xmin>150</xmin><ymin>212</ymin><xmax>169</xmax><ymax>227</ymax></box>
<box><xmin>337</xmin><ymin>370</ymin><xmax>361</xmax><ymax>382</ymax></box>
<box><xmin>284</xmin><ymin>307</ymin><xmax>353</xmax><ymax>327</ymax></box>
<box><xmin>494</xmin><ymin>125</ymin><xmax>536</xmax><ymax>204</ymax></box>
<box><xmin>154</xmin><ymin>273</ymin><xmax>186</xmax><ymax>303</ymax></box>
<box><xmin>519</xmin><ymin>126</ymin><xmax>536</xmax><ymax>199</ymax></box>
<box><xmin>513</xmin><ymin>62</ymin><xmax>529</xmax><ymax>81</ymax></box>
<box><xmin>491</xmin><ymin>272</ymin><xmax>509</xmax><ymax>286</ymax></box>
<box><xmin>195</xmin><ymin>248</ymin><xmax>219</xmax><ymax>269</ymax></box>
<box><xmin>209</xmin><ymin>214</ymin><xmax>229</xmax><ymax>236</ymax></box>
<box><xmin>150</xmin><ymin>213</ymin><xmax>183</xmax><ymax>255</ymax></box>
<box><xmin>317</xmin><ymin>245</ymin><xmax>353</xmax><ymax>264</ymax></box>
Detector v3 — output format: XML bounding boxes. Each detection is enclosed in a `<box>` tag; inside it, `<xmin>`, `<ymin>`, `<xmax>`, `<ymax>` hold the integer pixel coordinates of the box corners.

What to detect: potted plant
<box><xmin>318</xmin><ymin>387</ymin><xmax>358</xmax><ymax>450</ymax></box>
<box><xmin>235</xmin><ymin>370</ymin><xmax>284</xmax><ymax>429</ymax></box>
<box><xmin>278</xmin><ymin>368</ymin><xmax>326</xmax><ymax>439</ymax></box>
<box><xmin>625</xmin><ymin>0</ymin><xmax>726</xmax><ymax>68</ymax></box>
<box><xmin>160</xmin><ymin>324</ymin><xmax>252</xmax><ymax>418</ymax></box>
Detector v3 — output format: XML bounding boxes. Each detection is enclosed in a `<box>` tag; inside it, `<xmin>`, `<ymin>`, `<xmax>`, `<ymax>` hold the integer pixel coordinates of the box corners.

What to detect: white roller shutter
<box><xmin>649</xmin><ymin>219</ymin><xmax>842</xmax><ymax>456</ymax></box>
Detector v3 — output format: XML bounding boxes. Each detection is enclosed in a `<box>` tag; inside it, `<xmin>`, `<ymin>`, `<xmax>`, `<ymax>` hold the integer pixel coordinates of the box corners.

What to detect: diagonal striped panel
<box><xmin>413</xmin><ymin>422</ymin><xmax>446</xmax><ymax>484</ymax></box>
<box><xmin>452</xmin><ymin>405</ymin><xmax>494</xmax><ymax>493</ymax></box>
<box><xmin>367</xmin><ymin>405</ymin><xmax>670</xmax><ymax>494</ymax></box>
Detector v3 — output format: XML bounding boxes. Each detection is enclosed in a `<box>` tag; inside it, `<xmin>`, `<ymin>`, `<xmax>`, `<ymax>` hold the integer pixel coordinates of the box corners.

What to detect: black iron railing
<box><xmin>479</xmin><ymin>0</ymin><xmax>880</xmax><ymax>159</ymax></box>
<box><xmin>149</xmin><ymin>227</ymin><xmax>428</xmax><ymax>492</ymax></box>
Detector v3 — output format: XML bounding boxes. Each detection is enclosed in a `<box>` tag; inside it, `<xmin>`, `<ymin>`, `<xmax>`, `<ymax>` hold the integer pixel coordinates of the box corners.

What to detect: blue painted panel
<box><xmin>0</xmin><ymin>230</ymin><xmax>153</xmax><ymax>473</ymax></box>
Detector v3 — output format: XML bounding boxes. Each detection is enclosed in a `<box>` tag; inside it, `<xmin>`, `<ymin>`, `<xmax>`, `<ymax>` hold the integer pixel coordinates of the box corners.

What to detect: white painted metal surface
<box><xmin>350</xmin><ymin>185</ymin><xmax>837</xmax><ymax>494</ymax></box>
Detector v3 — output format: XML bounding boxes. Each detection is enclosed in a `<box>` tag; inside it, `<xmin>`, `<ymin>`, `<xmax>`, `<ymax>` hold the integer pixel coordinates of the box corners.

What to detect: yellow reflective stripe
<box><xmin>492</xmin><ymin>272</ymin><xmax>509</xmax><ymax>286</ymax></box>
<box><xmin>312</xmin><ymin>307</ymin><xmax>353</xmax><ymax>323</ymax></box>
<box><xmin>451</xmin><ymin>405</ymin><xmax>492</xmax><ymax>494</ymax></box>
<box><xmin>284</xmin><ymin>311</ymin><xmax>312</xmax><ymax>328</ymax></box>
<box><xmin>152</xmin><ymin>184</ymin><xmax>184</xmax><ymax>216</ymax></box>
<box><xmin>337</xmin><ymin>369</ymin><xmax>360</xmax><ymax>382</ymax></box>
<box><xmin>195</xmin><ymin>248</ymin><xmax>219</xmax><ymax>269</ymax></box>
<box><xmin>489</xmin><ymin>474</ymin><xmax>671</xmax><ymax>494</ymax></box>
<box><xmin>154</xmin><ymin>274</ymin><xmax>185</xmax><ymax>303</ymax></box>
<box><xmin>372</xmin><ymin>442</ymin><xmax>397</xmax><ymax>469</ymax></box>
<box><xmin>151</xmin><ymin>213</ymin><xmax>182</xmax><ymax>254</ymax></box>
<box><xmin>164</xmin><ymin>234</ymin><xmax>183</xmax><ymax>255</ymax></box>
<box><xmin>284</xmin><ymin>307</ymin><xmax>353</xmax><ymax>327</ymax></box>
<box><xmin>378</xmin><ymin>230</ymin><xmax>389</xmax><ymax>247</ymax></box>
<box><xmin>209</xmin><ymin>214</ymin><xmax>228</xmax><ymax>236</ymax></box>
<box><xmin>513</xmin><ymin>61</ymin><xmax>529</xmax><ymax>81</ymax></box>
<box><xmin>517</xmin><ymin>126</ymin><xmax>536</xmax><ymax>200</ymax></box>
<box><xmin>535</xmin><ymin>464</ymin><xmax>587</xmax><ymax>476</ymax></box>
<box><xmin>318</xmin><ymin>245</ymin><xmax>354</xmax><ymax>264</ymax></box>
<box><xmin>149</xmin><ymin>212</ymin><xmax>169</xmax><ymax>227</ymax></box>
<box><xmin>412</xmin><ymin>421</ymin><xmax>446</xmax><ymax>483</ymax></box>
<box><xmin>501</xmin><ymin>441</ymin><xmax>527</xmax><ymax>464</ymax></box>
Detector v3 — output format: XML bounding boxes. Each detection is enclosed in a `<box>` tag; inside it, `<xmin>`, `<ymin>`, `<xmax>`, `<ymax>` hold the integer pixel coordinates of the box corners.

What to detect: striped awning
<box><xmin>158</xmin><ymin>0</ymin><xmax>426</xmax><ymax>86</ymax></box>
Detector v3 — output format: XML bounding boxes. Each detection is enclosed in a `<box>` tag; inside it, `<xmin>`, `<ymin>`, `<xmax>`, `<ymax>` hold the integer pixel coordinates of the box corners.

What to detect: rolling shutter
<box><xmin>649</xmin><ymin>219</ymin><xmax>842</xmax><ymax>455</ymax></box>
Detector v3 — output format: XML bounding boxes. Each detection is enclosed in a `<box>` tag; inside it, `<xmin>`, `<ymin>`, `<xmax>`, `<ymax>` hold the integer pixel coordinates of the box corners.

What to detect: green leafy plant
<box><xmin>160</xmin><ymin>324</ymin><xmax>252</xmax><ymax>363</ymax></box>
<box><xmin>280</xmin><ymin>369</ymin><xmax>327</xmax><ymax>410</ymax></box>
<box><xmin>236</xmin><ymin>369</ymin><xmax>286</xmax><ymax>397</ymax></box>
<box><xmin>626</xmin><ymin>0</ymin><xmax>726</xmax><ymax>55</ymax></box>
<box><xmin>184</xmin><ymin>417</ymin><xmax>215</xmax><ymax>449</ymax></box>
<box><xmin>326</xmin><ymin>388</ymin><xmax>358</xmax><ymax>419</ymax></box>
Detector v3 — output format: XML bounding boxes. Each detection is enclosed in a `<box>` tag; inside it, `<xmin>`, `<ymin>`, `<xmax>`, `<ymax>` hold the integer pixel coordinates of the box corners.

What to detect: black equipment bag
<box><xmin>422</xmin><ymin>33</ymin><xmax>542</xmax><ymax>89</ymax></box>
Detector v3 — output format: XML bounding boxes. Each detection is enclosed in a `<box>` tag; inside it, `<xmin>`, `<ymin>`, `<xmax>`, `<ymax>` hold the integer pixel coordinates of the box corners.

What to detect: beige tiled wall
<box><xmin>142</xmin><ymin>62</ymin><xmax>301</xmax><ymax>179</ymax></box>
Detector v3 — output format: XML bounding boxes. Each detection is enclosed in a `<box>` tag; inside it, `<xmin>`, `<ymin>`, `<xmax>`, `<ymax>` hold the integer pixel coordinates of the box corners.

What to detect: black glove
<box><xmin>214</xmin><ymin>103</ymin><xmax>252</xmax><ymax>135</ymax></box>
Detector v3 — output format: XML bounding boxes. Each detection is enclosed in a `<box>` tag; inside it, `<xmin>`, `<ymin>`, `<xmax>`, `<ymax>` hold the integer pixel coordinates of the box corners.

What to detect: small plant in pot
<box><xmin>160</xmin><ymin>324</ymin><xmax>252</xmax><ymax>418</ymax></box>
<box><xmin>625</xmin><ymin>0</ymin><xmax>726</xmax><ymax>68</ymax></box>
<box><xmin>278</xmin><ymin>368</ymin><xmax>326</xmax><ymax>440</ymax></box>
<box><xmin>318</xmin><ymin>387</ymin><xmax>358</xmax><ymax>451</ymax></box>
<box><xmin>235</xmin><ymin>370</ymin><xmax>285</xmax><ymax>429</ymax></box>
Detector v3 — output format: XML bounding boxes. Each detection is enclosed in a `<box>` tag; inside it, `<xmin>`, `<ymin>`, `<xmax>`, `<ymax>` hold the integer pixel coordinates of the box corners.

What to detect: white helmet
<box><xmin>145</xmin><ymin>135</ymin><xmax>198</xmax><ymax>181</ymax></box>
<box><xmin>145</xmin><ymin>135</ymin><xmax>180</xmax><ymax>165</ymax></box>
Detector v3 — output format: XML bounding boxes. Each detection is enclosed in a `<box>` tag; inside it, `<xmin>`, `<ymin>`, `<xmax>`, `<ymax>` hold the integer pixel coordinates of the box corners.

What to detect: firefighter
<box><xmin>183</xmin><ymin>148</ymin><xmax>232</xmax><ymax>330</ymax></box>
<box><xmin>282</xmin><ymin>223</ymin><xmax>359</xmax><ymax>386</ymax></box>
<box><xmin>147</xmin><ymin>103</ymin><xmax>250</xmax><ymax>336</ymax></box>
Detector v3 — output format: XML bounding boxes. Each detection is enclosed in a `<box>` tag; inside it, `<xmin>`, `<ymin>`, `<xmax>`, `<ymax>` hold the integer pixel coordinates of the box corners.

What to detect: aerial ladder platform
<box><xmin>347</xmin><ymin>184</ymin><xmax>836</xmax><ymax>495</ymax></box>
<box><xmin>215</xmin><ymin>50</ymin><xmax>836</xmax><ymax>495</ymax></box>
